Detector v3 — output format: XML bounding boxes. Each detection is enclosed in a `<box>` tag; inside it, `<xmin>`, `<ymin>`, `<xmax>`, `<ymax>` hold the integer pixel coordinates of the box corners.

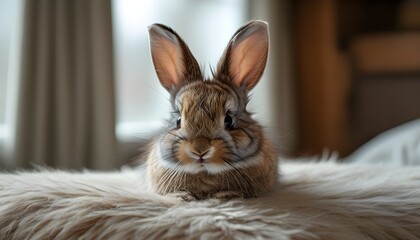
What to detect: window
<box><xmin>112</xmin><ymin>0</ymin><xmax>248</xmax><ymax>141</ymax></box>
<box><xmin>0</xmin><ymin>0</ymin><xmax>23</xmax><ymax>159</ymax></box>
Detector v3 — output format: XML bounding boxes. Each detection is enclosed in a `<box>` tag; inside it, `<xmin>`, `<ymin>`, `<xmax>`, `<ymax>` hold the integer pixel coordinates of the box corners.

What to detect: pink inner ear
<box><xmin>229</xmin><ymin>26</ymin><xmax>269</xmax><ymax>89</ymax></box>
<box><xmin>150</xmin><ymin>35</ymin><xmax>185</xmax><ymax>89</ymax></box>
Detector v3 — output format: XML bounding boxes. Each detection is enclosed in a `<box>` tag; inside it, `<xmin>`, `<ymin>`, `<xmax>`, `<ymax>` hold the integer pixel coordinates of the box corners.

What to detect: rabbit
<box><xmin>145</xmin><ymin>20</ymin><xmax>278</xmax><ymax>200</ymax></box>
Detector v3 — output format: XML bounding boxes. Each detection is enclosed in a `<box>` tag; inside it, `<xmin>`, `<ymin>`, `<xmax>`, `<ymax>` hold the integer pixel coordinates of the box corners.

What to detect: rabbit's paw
<box><xmin>168</xmin><ymin>190</ymin><xmax>198</xmax><ymax>202</ymax></box>
<box><xmin>211</xmin><ymin>191</ymin><xmax>242</xmax><ymax>200</ymax></box>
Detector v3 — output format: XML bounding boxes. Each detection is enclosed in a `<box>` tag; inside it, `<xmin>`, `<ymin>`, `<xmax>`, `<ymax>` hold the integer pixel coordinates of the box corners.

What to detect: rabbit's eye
<box><xmin>176</xmin><ymin>117</ymin><xmax>181</xmax><ymax>128</ymax></box>
<box><xmin>224</xmin><ymin>115</ymin><xmax>234</xmax><ymax>130</ymax></box>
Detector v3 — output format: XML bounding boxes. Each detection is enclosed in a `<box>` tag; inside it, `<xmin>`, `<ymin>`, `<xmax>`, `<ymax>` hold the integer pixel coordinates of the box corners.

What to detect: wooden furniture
<box><xmin>294</xmin><ymin>0</ymin><xmax>420</xmax><ymax>157</ymax></box>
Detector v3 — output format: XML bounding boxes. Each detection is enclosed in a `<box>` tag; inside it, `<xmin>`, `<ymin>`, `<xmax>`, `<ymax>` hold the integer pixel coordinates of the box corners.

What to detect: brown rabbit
<box><xmin>146</xmin><ymin>20</ymin><xmax>278</xmax><ymax>200</ymax></box>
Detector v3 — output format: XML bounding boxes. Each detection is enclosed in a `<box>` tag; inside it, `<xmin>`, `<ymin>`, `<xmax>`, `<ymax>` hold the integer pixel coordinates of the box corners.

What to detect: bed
<box><xmin>1</xmin><ymin>119</ymin><xmax>420</xmax><ymax>239</ymax></box>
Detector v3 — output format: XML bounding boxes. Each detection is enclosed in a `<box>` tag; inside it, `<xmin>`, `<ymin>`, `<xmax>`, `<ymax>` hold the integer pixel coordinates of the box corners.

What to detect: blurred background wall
<box><xmin>0</xmin><ymin>0</ymin><xmax>419</xmax><ymax>170</ymax></box>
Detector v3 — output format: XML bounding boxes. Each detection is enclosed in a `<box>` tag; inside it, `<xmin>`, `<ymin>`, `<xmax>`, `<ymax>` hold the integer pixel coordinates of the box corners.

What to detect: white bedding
<box><xmin>347</xmin><ymin>118</ymin><xmax>420</xmax><ymax>166</ymax></box>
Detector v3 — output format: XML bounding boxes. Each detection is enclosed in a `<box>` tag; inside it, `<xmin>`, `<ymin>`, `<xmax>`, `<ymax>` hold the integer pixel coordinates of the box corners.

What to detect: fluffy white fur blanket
<box><xmin>1</xmin><ymin>161</ymin><xmax>420</xmax><ymax>240</ymax></box>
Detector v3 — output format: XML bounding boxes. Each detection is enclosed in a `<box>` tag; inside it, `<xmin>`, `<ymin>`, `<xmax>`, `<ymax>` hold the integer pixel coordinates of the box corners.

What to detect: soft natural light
<box><xmin>0</xmin><ymin>0</ymin><xmax>14</xmax><ymax>126</ymax></box>
<box><xmin>112</xmin><ymin>0</ymin><xmax>247</xmax><ymax>141</ymax></box>
<box><xmin>0</xmin><ymin>0</ymin><xmax>23</xmax><ymax>158</ymax></box>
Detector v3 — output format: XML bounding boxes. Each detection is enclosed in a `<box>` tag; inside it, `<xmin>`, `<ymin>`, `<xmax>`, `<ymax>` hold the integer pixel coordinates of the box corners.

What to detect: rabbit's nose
<box><xmin>191</xmin><ymin>137</ymin><xmax>211</xmax><ymax>156</ymax></box>
<box><xmin>190</xmin><ymin>150</ymin><xmax>213</xmax><ymax>164</ymax></box>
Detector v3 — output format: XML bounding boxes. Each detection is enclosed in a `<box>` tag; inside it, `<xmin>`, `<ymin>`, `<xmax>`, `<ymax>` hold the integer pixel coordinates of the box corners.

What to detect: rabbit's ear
<box><xmin>216</xmin><ymin>21</ymin><xmax>269</xmax><ymax>90</ymax></box>
<box><xmin>149</xmin><ymin>24</ymin><xmax>202</xmax><ymax>92</ymax></box>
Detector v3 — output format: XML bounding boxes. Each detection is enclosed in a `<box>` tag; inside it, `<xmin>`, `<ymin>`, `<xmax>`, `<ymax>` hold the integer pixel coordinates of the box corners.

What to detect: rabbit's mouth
<box><xmin>178</xmin><ymin>162</ymin><xmax>229</xmax><ymax>174</ymax></box>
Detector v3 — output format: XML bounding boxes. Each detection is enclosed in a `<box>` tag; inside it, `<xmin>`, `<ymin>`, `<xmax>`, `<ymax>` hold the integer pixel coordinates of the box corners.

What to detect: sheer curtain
<box><xmin>10</xmin><ymin>0</ymin><xmax>117</xmax><ymax>170</ymax></box>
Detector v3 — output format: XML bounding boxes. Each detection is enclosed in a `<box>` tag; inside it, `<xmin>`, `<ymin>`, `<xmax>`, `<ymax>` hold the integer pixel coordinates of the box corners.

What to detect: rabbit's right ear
<box><xmin>215</xmin><ymin>21</ymin><xmax>269</xmax><ymax>91</ymax></box>
<box><xmin>148</xmin><ymin>24</ymin><xmax>202</xmax><ymax>92</ymax></box>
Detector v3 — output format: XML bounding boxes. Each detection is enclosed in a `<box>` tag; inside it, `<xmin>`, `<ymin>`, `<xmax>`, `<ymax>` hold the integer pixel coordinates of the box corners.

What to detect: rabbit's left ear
<box><xmin>148</xmin><ymin>24</ymin><xmax>202</xmax><ymax>92</ymax></box>
<box><xmin>216</xmin><ymin>21</ymin><xmax>269</xmax><ymax>90</ymax></box>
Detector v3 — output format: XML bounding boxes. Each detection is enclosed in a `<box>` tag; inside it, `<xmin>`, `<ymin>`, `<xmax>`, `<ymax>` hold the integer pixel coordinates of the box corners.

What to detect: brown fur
<box><xmin>146</xmin><ymin>21</ymin><xmax>276</xmax><ymax>200</ymax></box>
<box><xmin>148</xmin><ymin>136</ymin><xmax>277</xmax><ymax>199</ymax></box>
